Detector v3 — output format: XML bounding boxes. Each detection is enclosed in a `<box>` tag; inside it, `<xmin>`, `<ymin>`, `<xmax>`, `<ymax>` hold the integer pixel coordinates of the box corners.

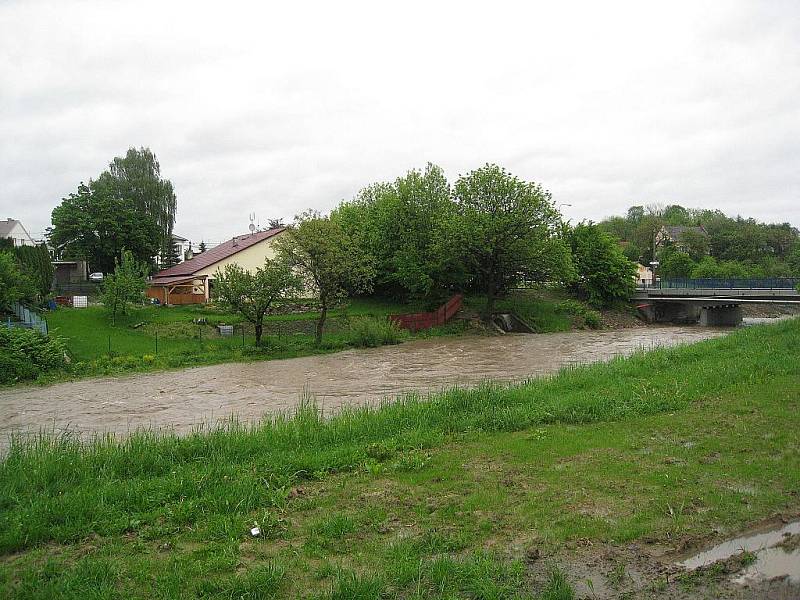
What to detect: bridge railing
<box><xmin>639</xmin><ymin>278</ymin><xmax>800</xmax><ymax>290</ymax></box>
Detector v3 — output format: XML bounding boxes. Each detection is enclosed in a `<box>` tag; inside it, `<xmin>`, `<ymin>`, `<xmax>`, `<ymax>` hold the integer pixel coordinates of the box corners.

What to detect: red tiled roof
<box><xmin>152</xmin><ymin>227</ymin><xmax>286</xmax><ymax>280</ymax></box>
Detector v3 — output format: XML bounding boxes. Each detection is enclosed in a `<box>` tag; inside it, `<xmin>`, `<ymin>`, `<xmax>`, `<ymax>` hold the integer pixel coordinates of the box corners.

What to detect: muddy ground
<box><xmin>522</xmin><ymin>516</ymin><xmax>800</xmax><ymax>599</ymax></box>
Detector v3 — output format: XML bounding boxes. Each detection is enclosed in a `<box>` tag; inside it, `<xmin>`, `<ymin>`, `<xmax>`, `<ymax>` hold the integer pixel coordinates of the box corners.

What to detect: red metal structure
<box><xmin>389</xmin><ymin>294</ymin><xmax>463</xmax><ymax>332</ymax></box>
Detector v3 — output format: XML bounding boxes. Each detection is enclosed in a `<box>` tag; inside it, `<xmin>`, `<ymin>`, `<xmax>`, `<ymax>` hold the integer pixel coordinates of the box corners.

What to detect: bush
<box><xmin>348</xmin><ymin>317</ymin><xmax>406</xmax><ymax>348</ymax></box>
<box><xmin>0</xmin><ymin>328</ymin><xmax>68</xmax><ymax>383</ymax></box>
<box><xmin>556</xmin><ymin>300</ymin><xmax>603</xmax><ymax>330</ymax></box>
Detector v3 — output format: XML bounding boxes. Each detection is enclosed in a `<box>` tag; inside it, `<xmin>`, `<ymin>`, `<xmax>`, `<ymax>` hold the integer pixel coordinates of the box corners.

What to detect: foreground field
<box><xmin>1</xmin><ymin>320</ymin><xmax>798</xmax><ymax>598</ymax></box>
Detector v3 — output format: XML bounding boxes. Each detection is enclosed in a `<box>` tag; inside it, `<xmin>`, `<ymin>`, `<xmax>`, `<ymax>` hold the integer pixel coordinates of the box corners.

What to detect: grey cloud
<box><xmin>1</xmin><ymin>0</ymin><xmax>799</xmax><ymax>243</ymax></box>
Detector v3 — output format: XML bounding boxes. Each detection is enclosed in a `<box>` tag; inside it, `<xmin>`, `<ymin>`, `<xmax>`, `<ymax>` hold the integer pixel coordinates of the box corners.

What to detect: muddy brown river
<box><xmin>0</xmin><ymin>326</ymin><xmax>728</xmax><ymax>447</ymax></box>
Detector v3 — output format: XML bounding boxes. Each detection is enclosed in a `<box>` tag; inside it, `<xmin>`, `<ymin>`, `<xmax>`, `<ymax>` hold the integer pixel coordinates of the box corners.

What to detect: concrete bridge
<box><xmin>633</xmin><ymin>278</ymin><xmax>800</xmax><ymax>326</ymax></box>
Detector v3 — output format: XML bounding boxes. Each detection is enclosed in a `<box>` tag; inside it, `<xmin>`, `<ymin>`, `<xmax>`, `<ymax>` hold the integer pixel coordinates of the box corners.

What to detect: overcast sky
<box><xmin>1</xmin><ymin>1</ymin><xmax>798</xmax><ymax>245</ymax></box>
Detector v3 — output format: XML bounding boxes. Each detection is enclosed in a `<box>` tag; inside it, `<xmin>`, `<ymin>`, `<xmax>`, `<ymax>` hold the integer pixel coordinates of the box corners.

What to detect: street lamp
<box><xmin>649</xmin><ymin>261</ymin><xmax>660</xmax><ymax>287</ymax></box>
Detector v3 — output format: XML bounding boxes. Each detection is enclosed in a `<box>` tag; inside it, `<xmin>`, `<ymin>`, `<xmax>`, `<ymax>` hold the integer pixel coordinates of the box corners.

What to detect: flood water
<box><xmin>0</xmin><ymin>326</ymin><xmax>727</xmax><ymax>447</ymax></box>
<box><xmin>679</xmin><ymin>520</ymin><xmax>800</xmax><ymax>586</ymax></box>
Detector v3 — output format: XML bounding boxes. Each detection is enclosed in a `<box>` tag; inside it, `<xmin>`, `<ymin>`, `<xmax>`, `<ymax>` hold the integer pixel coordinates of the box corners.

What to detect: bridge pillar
<box><xmin>699</xmin><ymin>305</ymin><xmax>742</xmax><ymax>327</ymax></box>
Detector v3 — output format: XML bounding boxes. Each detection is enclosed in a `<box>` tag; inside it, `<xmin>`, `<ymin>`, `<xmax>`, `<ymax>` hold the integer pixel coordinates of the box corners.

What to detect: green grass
<box><xmin>1</xmin><ymin>320</ymin><xmax>799</xmax><ymax>597</ymax></box>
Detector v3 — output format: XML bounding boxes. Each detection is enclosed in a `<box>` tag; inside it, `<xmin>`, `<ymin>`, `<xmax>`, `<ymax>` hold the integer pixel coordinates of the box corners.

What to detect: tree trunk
<box><xmin>315</xmin><ymin>303</ymin><xmax>327</xmax><ymax>346</ymax></box>
<box><xmin>483</xmin><ymin>278</ymin><xmax>496</xmax><ymax>323</ymax></box>
<box><xmin>254</xmin><ymin>321</ymin><xmax>263</xmax><ymax>346</ymax></box>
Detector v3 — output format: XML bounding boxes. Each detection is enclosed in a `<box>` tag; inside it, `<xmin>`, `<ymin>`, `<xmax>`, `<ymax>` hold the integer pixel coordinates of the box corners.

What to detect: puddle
<box><xmin>679</xmin><ymin>520</ymin><xmax>800</xmax><ymax>584</ymax></box>
<box><xmin>732</xmin><ymin>546</ymin><xmax>800</xmax><ymax>585</ymax></box>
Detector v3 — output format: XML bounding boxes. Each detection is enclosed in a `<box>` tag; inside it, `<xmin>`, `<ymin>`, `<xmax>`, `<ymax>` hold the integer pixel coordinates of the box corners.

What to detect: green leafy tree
<box><xmin>677</xmin><ymin>230</ymin><xmax>710</xmax><ymax>262</ymax></box>
<box><xmin>453</xmin><ymin>164</ymin><xmax>575</xmax><ymax>320</ymax></box>
<box><xmin>333</xmin><ymin>163</ymin><xmax>459</xmax><ymax>302</ymax></box>
<box><xmin>101</xmin><ymin>250</ymin><xmax>149</xmax><ymax>324</ymax></box>
<box><xmin>659</xmin><ymin>249</ymin><xmax>696</xmax><ymax>279</ymax></box>
<box><xmin>690</xmin><ymin>256</ymin><xmax>756</xmax><ymax>279</ymax></box>
<box><xmin>662</xmin><ymin>204</ymin><xmax>691</xmax><ymax>225</ymax></box>
<box><xmin>568</xmin><ymin>223</ymin><xmax>636</xmax><ymax>307</ymax></box>
<box><xmin>787</xmin><ymin>246</ymin><xmax>800</xmax><ymax>276</ymax></box>
<box><xmin>103</xmin><ymin>147</ymin><xmax>177</xmax><ymax>251</ymax></box>
<box><xmin>276</xmin><ymin>211</ymin><xmax>375</xmax><ymax>345</ymax></box>
<box><xmin>213</xmin><ymin>260</ymin><xmax>301</xmax><ymax>346</ymax></box>
<box><xmin>0</xmin><ymin>251</ymin><xmax>34</xmax><ymax>310</ymax></box>
<box><xmin>631</xmin><ymin>215</ymin><xmax>665</xmax><ymax>265</ymax></box>
<box><xmin>49</xmin><ymin>180</ymin><xmax>160</xmax><ymax>273</ymax></box>
<box><xmin>14</xmin><ymin>244</ymin><xmax>53</xmax><ymax>301</ymax></box>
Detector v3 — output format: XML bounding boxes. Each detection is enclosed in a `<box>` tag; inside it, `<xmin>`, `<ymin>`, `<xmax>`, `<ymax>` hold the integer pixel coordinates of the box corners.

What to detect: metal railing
<box><xmin>3</xmin><ymin>302</ymin><xmax>48</xmax><ymax>335</ymax></box>
<box><xmin>639</xmin><ymin>278</ymin><xmax>800</xmax><ymax>290</ymax></box>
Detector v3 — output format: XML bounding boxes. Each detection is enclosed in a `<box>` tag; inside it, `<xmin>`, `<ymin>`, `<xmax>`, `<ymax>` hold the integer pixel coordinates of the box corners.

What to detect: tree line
<box><xmin>599</xmin><ymin>204</ymin><xmax>800</xmax><ymax>279</ymax></box>
<box><xmin>330</xmin><ymin>163</ymin><xmax>635</xmax><ymax>314</ymax></box>
<box><xmin>212</xmin><ymin>164</ymin><xmax>637</xmax><ymax>346</ymax></box>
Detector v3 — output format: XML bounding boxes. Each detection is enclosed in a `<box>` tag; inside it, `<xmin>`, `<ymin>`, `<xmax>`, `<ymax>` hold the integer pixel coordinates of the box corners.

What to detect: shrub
<box><xmin>556</xmin><ymin>300</ymin><xmax>603</xmax><ymax>330</ymax></box>
<box><xmin>0</xmin><ymin>328</ymin><xmax>68</xmax><ymax>383</ymax></box>
<box><xmin>348</xmin><ymin>317</ymin><xmax>406</xmax><ymax>348</ymax></box>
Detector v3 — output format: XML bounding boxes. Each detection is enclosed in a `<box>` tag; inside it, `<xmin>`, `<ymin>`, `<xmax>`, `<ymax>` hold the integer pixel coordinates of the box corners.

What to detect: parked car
<box><xmin>89</xmin><ymin>272</ymin><xmax>104</xmax><ymax>282</ymax></box>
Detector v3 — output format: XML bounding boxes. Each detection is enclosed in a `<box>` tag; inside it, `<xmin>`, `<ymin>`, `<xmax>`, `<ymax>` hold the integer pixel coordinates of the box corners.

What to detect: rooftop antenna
<box><xmin>249</xmin><ymin>212</ymin><xmax>256</xmax><ymax>235</ymax></box>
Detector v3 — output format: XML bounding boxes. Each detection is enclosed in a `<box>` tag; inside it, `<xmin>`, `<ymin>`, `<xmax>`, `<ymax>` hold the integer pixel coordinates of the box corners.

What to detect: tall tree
<box><xmin>333</xmin><ymin>163</ymin><xmax>459</xmax><ymax>302</ymax></box>
<box><xmin>677</xmin><ymin>230</ymin><xmax>710</xmax><ymax>262</ymax></box>
<box><xmin>658</xmin><ymin>248</ymin><xmax>696</xmax><ymax>279</ymax></box>
<box><xmin>49</xmin><ymin>180</ymin><xmax>160</xmax><ymax>273</ymax></box>
<box><xmin>0</xmin><ymin>251</ymin><xmax>35</xmax><ymax>310</ymax></box>
<box><xmin>568</xmin><ymin>223</ymin><xmax>636</xmax><ymax>307</ymax></box>
<box><xmin>213</xmin><ymin>260</ymin><xmax>301</xmax><ymax>346</ymax></box>
<box><xmin>453</xmin><ymin>164</ymin><xmax>575</xmax><ymax>320</ymax></box>
<box><xmin>102</xmin><ymin>147</ymin><xmax>177</xmax><ymax>252</ymax></box>
<box><xmin>276</xmin><ymin>211</ymin><xmax>375</xmax><ymax>345</ymax></box>
<box><xmin>14</xmin><ymin>244</ymin><xmax>53</xmax><ymax>301</ymax></box>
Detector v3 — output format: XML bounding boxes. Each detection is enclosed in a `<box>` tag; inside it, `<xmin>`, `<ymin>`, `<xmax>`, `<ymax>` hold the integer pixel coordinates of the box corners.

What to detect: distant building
<box><xmin>172</xmin><ymin>234</ymin><xmax>193</xmax><ymax>262</ymax></box>
<box><xmin>655</xmin><ymin>225</ymin><xmax>709</xmax><ymax>253</ymax></box>
<box><xmin>635</xmin><ymin>263</ymin><xmax>653</xmax><ymax>286</ymax></box>
<box><xmin>0</xmin><ymin>218</ymin><xmax>35</xmax><ymax>247</ymax></box>
<box><xmin>153</xmin><ymin>233</ymin><xmax>195</xmax><ymax>267</ymax></box>
<box><xmin>52</xmin><ymin>260</ymin><xmax>89</xmax><ymax>285</ymax></box>
<box><xmin>147</xmin><ymin>227</ymin><xmax>287</xmax><ymax>304</ymax></box>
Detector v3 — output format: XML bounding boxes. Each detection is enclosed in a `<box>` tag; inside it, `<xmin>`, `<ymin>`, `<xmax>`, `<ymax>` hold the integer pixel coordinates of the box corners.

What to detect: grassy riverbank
<box><xmin>28</xmin><ymin>299</ymin><xmax>465</xmax><ymax>385</ymax></box>
<box><xmin>1</xmin><ymin>320</ymin><xmax>798</xmax><ymax>598</ymax></box>
<box><xmin>17</xmin><ymin>290</ymin><xmax>609</xmax><ymax>386</ymax></box>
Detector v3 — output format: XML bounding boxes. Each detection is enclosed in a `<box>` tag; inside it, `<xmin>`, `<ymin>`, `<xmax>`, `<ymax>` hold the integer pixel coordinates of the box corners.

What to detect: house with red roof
<box><xmin>146</xmin><ymin>227</ymin><xmax>286</xmax><ymax>305</ymax></box>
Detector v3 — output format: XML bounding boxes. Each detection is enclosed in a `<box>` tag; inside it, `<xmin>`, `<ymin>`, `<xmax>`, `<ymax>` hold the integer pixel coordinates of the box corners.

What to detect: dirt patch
<box><xmin>522</xmin><ymin>517</ymin><xmax>800</xmax><ymax>598</ymax></box>
<box><xmin>600</xmin><ymin>307</ymin><xmax>647</xmax><ymax>329</ymax></box>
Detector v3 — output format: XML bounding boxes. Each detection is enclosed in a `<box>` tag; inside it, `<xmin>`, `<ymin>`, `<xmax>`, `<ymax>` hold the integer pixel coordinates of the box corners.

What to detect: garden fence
<box><xmin>4</xmin><ymin>302</ymin><xmax>48</xmax><ymax>335</ymax></box>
